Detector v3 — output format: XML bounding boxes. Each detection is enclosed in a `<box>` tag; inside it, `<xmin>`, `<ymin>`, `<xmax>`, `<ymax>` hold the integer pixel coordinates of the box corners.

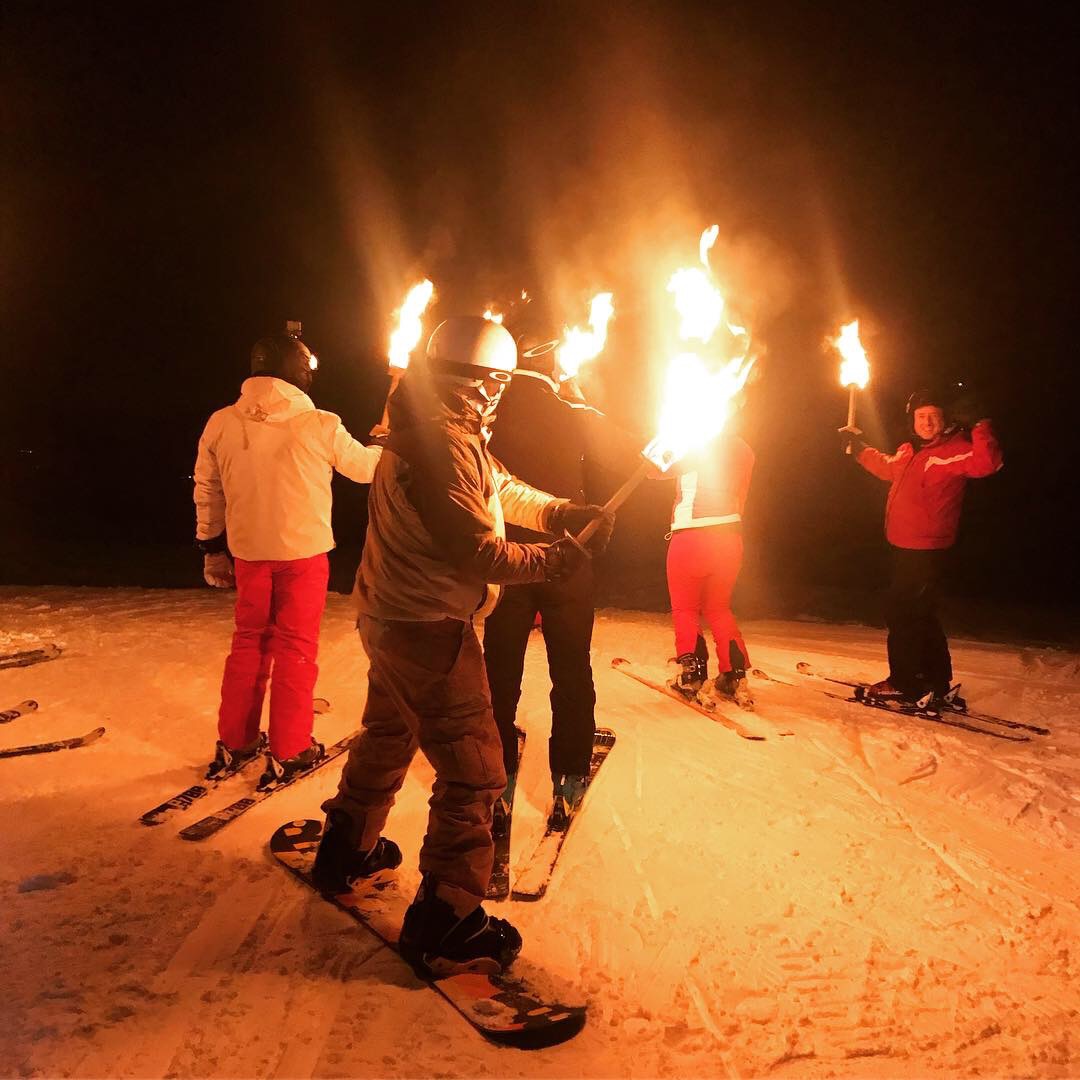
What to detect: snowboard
<box><xmin>511</xmin><ymin>727</ymin><xmax>616</xmax><ymax>902</ymax></box>
<box><xmin>270</xmin><ymin>819</ymin><xmax>586</xmax><ymax>1048</ymax></box>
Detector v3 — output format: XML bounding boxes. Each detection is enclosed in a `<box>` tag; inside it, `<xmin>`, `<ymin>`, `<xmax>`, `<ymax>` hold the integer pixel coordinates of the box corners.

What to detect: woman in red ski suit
<box><xmin>847</xmin><ymin>391</ymin><xmax>1003</xmax><ymax>700</ymax></box>
<box><xmin>667</xmin><ymin>429</ymin><xmax>755</xmax><ymax>702</ymax></box>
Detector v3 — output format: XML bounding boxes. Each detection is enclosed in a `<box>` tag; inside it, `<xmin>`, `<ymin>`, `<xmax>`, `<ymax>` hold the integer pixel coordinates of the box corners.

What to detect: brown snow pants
<box><xmin>322</xmin><ymin>615</ymin><xmax>506</xmax><ymax>912</ymax></box>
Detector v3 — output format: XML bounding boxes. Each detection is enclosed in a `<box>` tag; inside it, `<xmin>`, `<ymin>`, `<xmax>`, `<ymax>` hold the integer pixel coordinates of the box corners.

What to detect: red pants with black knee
<box><xmin>217</xmin><ymin>553</ymin><xmax>329</xmax><ymax>760</ymax></box>
<box><xmin>666</xmin><ymin>526</ymin><xmax>749</xmax><ymax>673</ymax></box>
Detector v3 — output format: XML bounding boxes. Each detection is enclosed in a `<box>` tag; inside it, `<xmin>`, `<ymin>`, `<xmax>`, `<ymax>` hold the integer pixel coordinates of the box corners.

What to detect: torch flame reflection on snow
<box><xmin>482</xmin><ymin>308</ymin><xmax>504</xmax><ymax>325</ymax></box>
<box><xmin>388</xmin><ymin>279</ymin><xmax>435</xmax><ymax>371</ymax></box>
<box><xmin>556</xmin><ymin>292</ymin><xmax>615</xmax><ymax>380</ymax></box>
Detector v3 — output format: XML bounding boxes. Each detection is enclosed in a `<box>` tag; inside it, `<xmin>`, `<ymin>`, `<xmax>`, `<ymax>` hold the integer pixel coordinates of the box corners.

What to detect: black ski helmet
<box><xmin>250</xmin><ymin>321</ymin><xmax>318</xmax><ymax>387</ymax></box>
<box><xmin>905</xmin><ymin>387</ymin><xmax>945</xmax><ymax>416</ymax></box>
<box><xmin>516</xmin><ymin>333</ymin><xmax>560</xmax><ymax>378</ymax></box>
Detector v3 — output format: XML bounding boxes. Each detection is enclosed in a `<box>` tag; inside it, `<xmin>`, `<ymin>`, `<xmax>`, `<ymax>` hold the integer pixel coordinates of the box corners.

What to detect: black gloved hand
<box><xmin>543</xmin><ymin>536</ymin><xmax>590</xmax><ymax>582</ymax></box>
<box><xmin>949</xmin><ymin>394</ymin><xmax>987</xmax><ymax>428</ymax></box>
<box><xmin>547</xmin><ymin>501</ymin><xmax>607</xmax><ymax>535</ymax></box>
<box><xmin>838</xmin><ymin>428</ymin><xmax>866</xmax><ymax>456</ymax></box>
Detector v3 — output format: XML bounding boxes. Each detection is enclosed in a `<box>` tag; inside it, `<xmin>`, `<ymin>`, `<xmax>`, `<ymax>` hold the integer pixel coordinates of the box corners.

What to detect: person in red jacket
<box><xmin>667</xmin><ymin>425</ymin><xmax>756</xmax><ymax>706</ymax></box>
<box><xmin>841</xmin><ymin>388</ymin><xmax>1003</xmax><ymax>702</ymax></box>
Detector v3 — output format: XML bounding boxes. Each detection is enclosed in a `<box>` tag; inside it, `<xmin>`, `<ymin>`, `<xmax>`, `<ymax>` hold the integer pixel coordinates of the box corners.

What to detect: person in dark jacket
<box><xmin>483</xmin><ymin>335</ymin><xmax>630</xmax><ymax>827</ymax></box>
<box><xmin>842</xmin><ymin>388</ymin><xmax>1003</xmax><ymax>702</ymax></box>
<box><xmin>311</xmin><ymin>317</ymin><xmax>611</xmax><ymax>980</ymax></box>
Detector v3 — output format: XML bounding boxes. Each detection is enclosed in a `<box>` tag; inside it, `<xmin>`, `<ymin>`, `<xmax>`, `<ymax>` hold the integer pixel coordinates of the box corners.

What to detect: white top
<box><xmin>194</xmin><ymin>377</ymin><xmax>382</xmax><ymax>561</ymax></box>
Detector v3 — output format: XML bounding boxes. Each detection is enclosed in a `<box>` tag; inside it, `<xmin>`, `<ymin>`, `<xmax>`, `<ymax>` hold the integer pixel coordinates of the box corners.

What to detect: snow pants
<box><xmin>886</xmin><ymin>546</ymin><xmax>952</xmax><ymax>696</ymax></box>
<box><xmin>217</xmin><ymin>553</ymin><xmax>328</xmax><ymax>760</ymax></box>
<box><xmin>483</xmin><ymin>564</ymin><xmax>597</xmax><ymax>779</ymax></box>
<box><xmin>666</xmin><ymin>525</ymin><xmax>749</xmax><ymax>674</ymax></box>
<box><xmin>323</xmin><ymin>615</ymin><xmax>505</xmax><ymax>913</ymax></box>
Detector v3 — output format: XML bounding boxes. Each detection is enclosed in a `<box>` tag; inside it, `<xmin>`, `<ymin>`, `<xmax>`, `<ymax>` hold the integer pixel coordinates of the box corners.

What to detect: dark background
<box><xmin>3</xmin><ymin>3</ymin><xmax>1077</xmax><ymax>642</ymax></box>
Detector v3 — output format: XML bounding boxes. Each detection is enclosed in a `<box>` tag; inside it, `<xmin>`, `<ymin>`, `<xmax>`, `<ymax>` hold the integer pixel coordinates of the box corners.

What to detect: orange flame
<box><xmin>388</xmin><ymin>279</ymin><xmax>435</xmax><ymax>371</ymax></box>
<box><xmin>557</xmin><ymin>292</ymin><xmax>615</xmax><ymax>380</ymax></box>
<box><xmin>833</xmin><ymin>319</ymin><xmax>870</xmax><ymax>389</ymax></box>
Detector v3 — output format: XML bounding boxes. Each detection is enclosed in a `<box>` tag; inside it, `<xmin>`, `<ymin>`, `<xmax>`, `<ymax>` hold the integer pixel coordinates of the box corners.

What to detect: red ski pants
<box><xmin>217</xmin><ymin>553</ymin><xmax>329</xmax><ymax>760</ymax></box>
<box><xmin>666</xmin><ymin>526</ymin><xmax>749</xmax><ymax>673</ymax></box>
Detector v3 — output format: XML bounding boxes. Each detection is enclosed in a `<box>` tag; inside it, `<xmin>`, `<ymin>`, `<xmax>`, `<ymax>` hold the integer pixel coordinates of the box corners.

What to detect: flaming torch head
<box><xmin>556</xmin><ymin>292</ymin><xmax>614</xmax><ymax>381</ymax></box>
<box><xmin>388</xmin><ymin>279</ymin><xmax>435</xmax><ymax>372</ymax></box>
<box><xmin>834</xmin><ymin>319</ymin><xmax>870</xmax><ymax>390</ymax></box>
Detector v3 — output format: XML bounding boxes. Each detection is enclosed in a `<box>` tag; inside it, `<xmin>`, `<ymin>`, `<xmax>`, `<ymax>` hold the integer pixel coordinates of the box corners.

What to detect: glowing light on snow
<box><xmin>833</xmin><ymin>319</ymin><xmax>870</xmax><ymax>389</ymax></box>
<box><xmin>556</xmin><ymin>292</ymin><xmax>615</xmax><ymax>380</ymax></box>
<box><xmin>388</xmin><ymin>279</ymin><xmax>435</xmax><ymax>371</ymax></box>
<box><xmin>482</xmin><ymin>308</ymin><xmax>504</xmax><ymax>325</ymax></box>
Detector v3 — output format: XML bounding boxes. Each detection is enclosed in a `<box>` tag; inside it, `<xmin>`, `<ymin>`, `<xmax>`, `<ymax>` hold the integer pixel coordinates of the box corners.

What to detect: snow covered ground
<box><xmin>2</xmin><ymin>586</ymin><xmax>1077</xmax><ymax>1078</ymax></box>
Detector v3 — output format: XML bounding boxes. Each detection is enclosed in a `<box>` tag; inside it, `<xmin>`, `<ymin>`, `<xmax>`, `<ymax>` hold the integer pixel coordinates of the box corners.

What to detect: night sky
<box><xmin>3</xmin><ymin>4</ymin><xmax>1077</xmax><ymax>628</ymax></box>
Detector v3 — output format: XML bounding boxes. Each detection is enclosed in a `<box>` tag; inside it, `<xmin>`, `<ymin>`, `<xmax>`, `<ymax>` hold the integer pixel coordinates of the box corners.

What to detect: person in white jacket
<box><xmin>193</xmin><ymin>326</ymin><xmax>382</xmax><ymax>789</ymax></box>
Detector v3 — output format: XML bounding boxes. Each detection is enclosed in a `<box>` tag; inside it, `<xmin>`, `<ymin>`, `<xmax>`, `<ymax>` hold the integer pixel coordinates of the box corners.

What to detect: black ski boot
<box><xmin>311</xmin><ymin>810</ymin><xmax>402</xmax><ymax>895</ymax></box>
<box><xmin>257</xmin><ymin>737</ymin><xmax>326</xmax><ymax>791</ymax></box>
<box><xmin>549</xmin><ymin>773</ymin><xmax>588</xmax><ymax>830</ymax></box>
<box><xmin>399</xmin><ymin>874</ymin><xmax>522</xmax><ymax>979</ymax></box>
<box><xmin>715</xmin><ymin>669</ymin><xmax>754</xmax><ymax>709</ymax></box>
<box><xmin>205</xmin><ymin>732</ymin><xmax>266</xmax><ymax>780</ymax></box>
<box><xmin>670</xmin><ymin>653</ymin><xmax>706</xmax><ymax>700</ymax></box>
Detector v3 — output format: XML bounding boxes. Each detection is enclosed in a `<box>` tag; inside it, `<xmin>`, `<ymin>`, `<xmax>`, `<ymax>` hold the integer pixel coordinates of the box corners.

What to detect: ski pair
<box><xmin>270</xmin><ymin>819</ymin><xmax>586</xmax><ymax>1048</ymax></box>
<box><xmin>0</xmin><ymin>643</ymin><xmax>63</xmax><ymax>670</ymax></box>
<box><xmin>1</xmin><ymin>699</ymin><xmax>39</xmax><ymax>724</ymax></box>
<box><xmin>177</xmin><ymin>731</ymin><xmax>356</xmax><ymax>841</ymax></box>
<box><xmin>612</xmin><ymin>657</ymin><xmax>767</xmax><ymax>741</ymax></box>
<box><xmin>139</xmin><ymin>697</ymin><xmax>334</xmax><ymax>827</ymax></box>
<box><xmin>791</xmin><ymin>662</ymin><xmax>1049</xmax><ymax>737</ymax></box>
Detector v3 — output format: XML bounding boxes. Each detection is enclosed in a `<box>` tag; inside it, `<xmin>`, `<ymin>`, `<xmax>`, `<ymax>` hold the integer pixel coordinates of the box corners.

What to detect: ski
<box><xmin>271</xmin><ymin>819</ymin><xmax>586</xmax><ymax>1048</ymax></box>
<box><xmin>179</xmin><ymin>733</ymin><xmax>356</xmax><ymax>841</ymax></box>
<box><xmin>1</xmin><ymin>699</ymin><xmax>38</xmax><ymax>724</ymax></box>
<box><xmin>0</xmin><ymin>726</ymin><xmax>105</xmax><ymax>759</ymax></box>
<box><xmin>511</xmin><ymin>728</ymin><xmax>616</xmax><ymax>902</ymax></box>
<box><xmin>612</xmin><ymin>657</ymin><xmax>766</xmax><ymax>741</ymax></box>
<box><xmin>139</xmin><ymin>734</ymin><xmax>269</xmax><ymax>827</ymax></box>
<box><xmin>794</xmin><ymin>662</ymin><xmax>1049</xmax><ymax>736</ymax></box>
<box><xmin>486</xmin><ymin>727</ymin><xmax>526</xmax><ymax>901</ymax></box>
<box><xmin>0</xmin><ymin>644</ymin><xmax>63</xmax><ymax>671</ymax></box>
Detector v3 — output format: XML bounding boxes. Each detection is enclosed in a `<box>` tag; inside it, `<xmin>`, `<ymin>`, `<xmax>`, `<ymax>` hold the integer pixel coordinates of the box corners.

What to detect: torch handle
<box><xmin>843</xmin><ymin>384</ymin><xmax>857</xmax><ymax>455</ymax></box>
<box><xmin>575</xmin><ymin>458</ymin><xmax>653</xmax><ymax>545</ymax></box>
<box><xmin>371</xmin><ymin>371</ymin><xmax>403</xmax><ymax>437</ymax></box>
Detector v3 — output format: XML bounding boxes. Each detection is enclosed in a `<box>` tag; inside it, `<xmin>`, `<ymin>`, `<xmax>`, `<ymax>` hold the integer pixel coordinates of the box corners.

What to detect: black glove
<box><xmin>949</xmin><ymin>394</ymin><xmax>987</xmax><ymax>428</ymax></box>
<box><xmin>543</xmin><ymin>536</ymin><xmax>590</xmax><ymax>582</ymax></box>
<box><xmin>547</xmin><ymin>502</ymin><xmax>607</xmax><ymax>535</ymax></box>
<box><xmin>838</xmin><ymin>428</ymin><xmax>866</xmax><ymax>456</ymax></box>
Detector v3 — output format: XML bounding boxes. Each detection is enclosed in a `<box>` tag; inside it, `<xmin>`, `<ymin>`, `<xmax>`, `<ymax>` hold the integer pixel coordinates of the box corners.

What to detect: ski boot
<box><xmin>205</xmin><ymin>732</ymin><xmax>266</xmax><ymax>780</ymax></box>
<box><xmin>399</xmin><ymin>874</ymin><xmax>522</xmax><ymax>979</ymax></box>
<box><xmin>670</xmin><ymin>652</ymin><xmax>706</xmax><ymax>701</ymax></box>
<box><xmin>549</xmin><ymin>772</ymin><xmax>588</xmax><ymax>830</ymax></box>
<box><xmin>257</xmin><ymin>737</ymin><xmax>326</xmax><ymax>791</ymax></box>
<box><xmin>714</xmin><ymin>669</ymin><xmax>754</xmax><ymax>709</ymax></box>
<box><xmin>311</xmin><ymin>809</ymin><xmax>402</xmax><ymax>895</ymax></box>
<box><xmin>937</xmin><ymin>683</ymin><xmax>967</xmax><ymax>712</ymax></box>
<box><xmin>862</xmin><ymin>678</ymin><xmax>908</xmax><ymax>703</ymax></box>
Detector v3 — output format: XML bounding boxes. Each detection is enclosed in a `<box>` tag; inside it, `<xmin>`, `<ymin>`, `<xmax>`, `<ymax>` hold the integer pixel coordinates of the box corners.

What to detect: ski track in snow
<box><xmin>1</xmin><ymin>586</ymin><xmax>1077</xmax><ymax>1078</ymax></box>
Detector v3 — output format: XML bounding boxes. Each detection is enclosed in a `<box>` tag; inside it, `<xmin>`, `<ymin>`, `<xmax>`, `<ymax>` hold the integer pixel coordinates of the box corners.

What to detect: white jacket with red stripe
<box><xmin>194</xmin><ymin>377</ymin><xmax>382</xmax><ymax>561</ymax></box>
<box><xmin>670</xmin><ymin>433</ymin><xmax>755</xmax><ymax>532</ymax></box>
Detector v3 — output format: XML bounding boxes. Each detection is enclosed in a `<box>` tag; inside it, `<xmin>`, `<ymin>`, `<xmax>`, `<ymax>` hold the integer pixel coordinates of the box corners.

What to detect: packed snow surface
<box><xmin>1</xmin><ymin>586</ymin><xmax>1077</xmax><ymax>1078</ymax></box>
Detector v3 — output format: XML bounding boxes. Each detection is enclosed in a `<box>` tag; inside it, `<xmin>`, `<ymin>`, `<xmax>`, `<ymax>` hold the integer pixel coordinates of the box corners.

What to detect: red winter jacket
<box><xmin>857</xmin><ymin>421</ymin><xmax>1003</xmax><ymax>550</ymax></box>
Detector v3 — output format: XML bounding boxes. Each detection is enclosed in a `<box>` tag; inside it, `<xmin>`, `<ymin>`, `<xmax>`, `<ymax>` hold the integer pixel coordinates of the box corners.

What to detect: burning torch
<box><xmin>832</xmin><ymin>320</ymin><xmax>870</xmax><ymax>453</ymax></box>
<box><xmin>372</xmin><ymin>279</ymin><xmax>435</xmax><ymax>435</ymax></box>
<box><xmin>575</xmin><ymin>227</ymin><xmax>754</xmax><ymax>544</ymax></box>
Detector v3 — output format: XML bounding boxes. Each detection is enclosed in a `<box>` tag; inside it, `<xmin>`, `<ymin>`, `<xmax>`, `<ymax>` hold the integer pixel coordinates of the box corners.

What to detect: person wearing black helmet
<box><xmin>312</xmin><ymin>315</ymin><xmax>612</xmax><ymax>980</ymax></box>
<box><xmin>193</xmin><ymin>322</ymin><xmax>382</xmax><ymax>790</ymax></box>
<box><xmin>841</xmin><ymin>386</ymin><xmax>1003</xmax><ymax>703</ymax></box>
